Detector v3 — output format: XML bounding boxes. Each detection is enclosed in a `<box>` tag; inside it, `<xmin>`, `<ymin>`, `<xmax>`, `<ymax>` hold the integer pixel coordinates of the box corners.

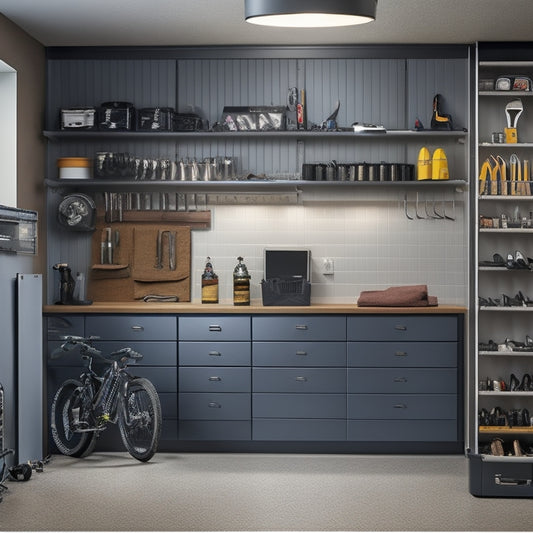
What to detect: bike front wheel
<box><xmin>118</xmin><ymin>377</ymin><xmax>162</xmax><ymax>462</ymax></box>
<box><xmin>51</xmin><ymin>379</ymin><xmax>97</xmax><ymax>458</ymax></box>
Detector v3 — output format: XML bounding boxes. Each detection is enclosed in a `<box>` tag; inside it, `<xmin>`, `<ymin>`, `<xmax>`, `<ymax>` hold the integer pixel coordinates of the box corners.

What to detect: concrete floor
<box><xmin>0</xmin><ymin>452</ymin><xmax>531</xmax><ymax>531</ymax></box>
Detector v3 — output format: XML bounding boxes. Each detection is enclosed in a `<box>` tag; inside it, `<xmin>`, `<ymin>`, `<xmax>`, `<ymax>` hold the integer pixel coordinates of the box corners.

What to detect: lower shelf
<box><xmin>479</xmin><ymin>426</ymin><xmax>533</xmax><ymax>434</ymax></box>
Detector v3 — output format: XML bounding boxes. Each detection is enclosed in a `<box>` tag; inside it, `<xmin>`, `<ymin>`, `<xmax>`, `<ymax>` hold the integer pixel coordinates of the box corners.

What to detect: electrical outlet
<box><xmin>321</xmin><ymin>258</ymin><xmax>334</xmax><ymax>275</ymax></box>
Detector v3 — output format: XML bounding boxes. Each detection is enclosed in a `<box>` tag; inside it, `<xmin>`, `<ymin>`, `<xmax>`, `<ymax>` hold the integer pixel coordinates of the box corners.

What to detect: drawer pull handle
<box><xmin>208</xmin><ymin>402</ymin><xmax>222</xmax><ymax>409</ymax></box>
<box><xmin>296</xmin><ymin>351</ymin><xmax>308</xmax><ymax>356</ymax></box>
<box><xmin>295</xmin><ymin>325</ymin><xmax>308</xmax><ymax>330</ymax></box>
<box><xmin>395</xmin><ymin>351</ymin><xmax>408</xmax><ymax>357</ymax></box>
<box><xmin>208</xmin><ymin>351</ymin><xmax>222</xmax><ymax>357</ymax></box>
<box><xmin>495</xmin><ymin>474</ymin><xmax>531</xmax><ymax>486</ymax></box>
<box><xmin>209</xmin><ymin>325</ymin><xmax>222</xmax><ymax>332</ymax></box>
<box><xmin>394</xmin><ymin>403</ymin><xmax>407</xmax><ymax>409</ymax></box>
<box><xmin>295</xmin><ymin>376</ymin><xmax>308</xmax><ymax>382</ymax></box>
<box><xmin>394</xmin><ymin>325</ymin><xmax>407</xmax><ymax>331</ymax></box>
<box><xmin>208</xmin><ymin>376</ymin><xmax>222</xmax><ymax>382</ymax></box>
<box><xmin>131</xmin><ymin>325</ymin><xmax>144</xmax><ymax>331</ymax></box>
<box><xmin>393</xmin><ymin>377</ymin><xmax>408</xmax><ymax>383</ymax></box>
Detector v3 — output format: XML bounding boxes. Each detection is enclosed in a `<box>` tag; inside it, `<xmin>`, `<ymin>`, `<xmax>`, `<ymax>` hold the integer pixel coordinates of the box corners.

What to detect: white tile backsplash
<box><xmin>192</xmin><ymin>197</ymin><xmax>468</xmax><ymax>305</ymax></box>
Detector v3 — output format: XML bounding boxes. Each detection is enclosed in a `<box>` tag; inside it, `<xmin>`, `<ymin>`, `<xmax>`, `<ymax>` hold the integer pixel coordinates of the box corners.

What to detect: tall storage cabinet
<box><xmin>470</xmin><ymin>42</ymin><xmax>533</xmax><ymax>497</ymax></box>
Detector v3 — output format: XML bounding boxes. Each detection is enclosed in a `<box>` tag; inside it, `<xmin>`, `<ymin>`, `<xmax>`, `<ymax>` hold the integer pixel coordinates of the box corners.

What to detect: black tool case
<box><xmin>469</xmin><ymin>453</ymin><xmax>533</xmax><ymax>497</ymax></box>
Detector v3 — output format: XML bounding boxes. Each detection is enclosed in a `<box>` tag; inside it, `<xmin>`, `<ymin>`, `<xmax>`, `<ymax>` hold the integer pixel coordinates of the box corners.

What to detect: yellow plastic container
<box><xmin>431</xmin><ymin>148</ymin><xmax>449</xmax><ymax>180</ymax></box>
<box><xmin>417</xmin><ymin>147</ymin><xmax>431</xmax><ymax>180</ymax></box>
<box><xmin>57</xmin><ymin>157</ymin><xmax>91</xmax><ymax>179</ymax></box>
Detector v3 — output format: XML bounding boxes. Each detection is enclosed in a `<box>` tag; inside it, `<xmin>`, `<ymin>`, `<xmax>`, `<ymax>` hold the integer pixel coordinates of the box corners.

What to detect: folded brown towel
<box><xmin>357</xmin><ymin>284</ymin><xmax>438</xmax><ymax>307</ymax></box>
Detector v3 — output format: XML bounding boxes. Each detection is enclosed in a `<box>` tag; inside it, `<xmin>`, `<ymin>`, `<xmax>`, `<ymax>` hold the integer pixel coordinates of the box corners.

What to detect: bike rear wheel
<box><xmin>118</xmin><ymin>377</ymin><xmax>161</xmax><ymax>462</ymax></box>
<box><xmin>51</xmin><ymin>379</ymin><xmax>97</xmax><ymax>458</ymax></box>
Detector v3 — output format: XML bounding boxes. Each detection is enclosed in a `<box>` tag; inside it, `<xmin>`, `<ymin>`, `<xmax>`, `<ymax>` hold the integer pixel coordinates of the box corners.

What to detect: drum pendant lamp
<box><xmin>245</xmin><ymin>0</ymin><xmax>377</xmax><ymax>27</ymax></box>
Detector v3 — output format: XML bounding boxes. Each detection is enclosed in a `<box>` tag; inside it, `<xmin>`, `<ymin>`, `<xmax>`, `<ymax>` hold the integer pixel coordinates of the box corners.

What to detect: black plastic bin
<box><xmin>261</xmin><ymin>278</ymin><xmax>311</xmax><ymax>306</ymax></box>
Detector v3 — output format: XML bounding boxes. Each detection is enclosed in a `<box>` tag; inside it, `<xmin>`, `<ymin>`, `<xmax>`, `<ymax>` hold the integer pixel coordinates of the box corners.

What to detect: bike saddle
<box><xmin>110</xmin><ymin>347</ymin><xmax>143</xmax><ymax>361</ymax></box>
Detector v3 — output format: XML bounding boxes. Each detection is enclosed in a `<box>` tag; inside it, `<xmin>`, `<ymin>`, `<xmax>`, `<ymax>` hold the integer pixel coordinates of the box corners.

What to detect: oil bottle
<box><xmin>233</xmin><ymin>256</ymin><xmax>250</xmax><ymax>306</ymax></box>
<box><xmin>201</xmin><ymin>256</ymin><xmax>219</xmax><ymax>304</ymax></box>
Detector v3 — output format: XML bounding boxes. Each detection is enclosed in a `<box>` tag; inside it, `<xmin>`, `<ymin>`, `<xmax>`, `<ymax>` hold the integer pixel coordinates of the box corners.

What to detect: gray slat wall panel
<box><xmin>46</xmin><ymin>59</ymin><xmax>177</xmax><ymax>128</ymax></box>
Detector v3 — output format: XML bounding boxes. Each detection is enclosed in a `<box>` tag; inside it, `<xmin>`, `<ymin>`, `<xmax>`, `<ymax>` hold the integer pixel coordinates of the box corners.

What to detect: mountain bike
<box><xmin>50</xmin><ymin>335</ymin><xmax>162</xmax><ymax>462</ymax></box>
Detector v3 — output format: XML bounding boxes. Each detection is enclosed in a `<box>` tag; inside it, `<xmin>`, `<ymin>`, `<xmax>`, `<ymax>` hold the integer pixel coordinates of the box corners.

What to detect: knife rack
<box><xmin>97</xmin><ymin>192</ymin><xmax>211</xmax><ymax>229</ymax></box>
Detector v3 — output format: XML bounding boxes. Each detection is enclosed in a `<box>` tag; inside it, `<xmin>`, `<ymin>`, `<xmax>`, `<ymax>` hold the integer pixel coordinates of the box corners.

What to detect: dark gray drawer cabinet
<box><xmin>86</xmin><ymin>315</ymin><xmax>176</xmax><ymax>340</ymax></box>
<box><xmin>252</xmin><ymin>315</ymin><xmax>347</xmax><ymax>442</ymax></box>
<box><xmin>178</xmin><ymin>316</ymin><xmax>252</xmax><ymax>441</ymax></box>
<box><xmin>347</xmin><ymin>315</ymin><xmax>461</xmax><ymax>444</ymax></box>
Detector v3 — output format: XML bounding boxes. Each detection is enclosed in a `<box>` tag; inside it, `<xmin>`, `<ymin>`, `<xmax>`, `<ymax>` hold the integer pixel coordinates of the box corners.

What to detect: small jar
<box><xmin>201</xmin><ymin>257</ymin><xmax>219</xmax><ymax>304</ymax></box>
<box><xmin>233</xmin><ymin>256</ymin><xmax>250</xmax><ymax>306</ymax></box>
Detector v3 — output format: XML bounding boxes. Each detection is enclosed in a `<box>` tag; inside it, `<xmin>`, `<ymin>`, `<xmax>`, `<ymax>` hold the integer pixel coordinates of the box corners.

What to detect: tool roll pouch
<box><xmin>132</xmin><ymin>225</ymin><xmax>191</xmax><ymax>301</ymax></box>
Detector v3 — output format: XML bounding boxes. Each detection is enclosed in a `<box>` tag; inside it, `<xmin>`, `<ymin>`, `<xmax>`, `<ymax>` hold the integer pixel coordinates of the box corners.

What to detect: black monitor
<box><xmin>264</xmin><ymin>249</ymin><xmax>310</xmax><ymax>281</ymax></box>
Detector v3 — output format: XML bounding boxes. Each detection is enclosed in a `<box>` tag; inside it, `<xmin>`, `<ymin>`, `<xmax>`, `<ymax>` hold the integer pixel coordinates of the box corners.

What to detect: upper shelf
<box><xmin>45</xmin><ymin>178</ymin><xmax>468</xmax><ymax>193</ymax></box>
<box><xmin>42</xmin><ymin>129</ymin><xmax>467</xmax><ymax>142</ymax></box>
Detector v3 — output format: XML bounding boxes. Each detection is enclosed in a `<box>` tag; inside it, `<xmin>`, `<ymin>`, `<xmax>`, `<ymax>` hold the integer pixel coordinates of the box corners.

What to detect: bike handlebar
<box><xmin>51</xmin><ymin>335</ymin><xmax>143</xmax><ymax>364</ymax></box>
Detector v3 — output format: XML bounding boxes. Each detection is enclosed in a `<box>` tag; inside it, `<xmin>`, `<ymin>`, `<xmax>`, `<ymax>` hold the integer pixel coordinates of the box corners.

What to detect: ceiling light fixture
<box><xmin>245</xmin><ymin>0</ymin><xmax>377</xmax><ymax>28</ymax></box>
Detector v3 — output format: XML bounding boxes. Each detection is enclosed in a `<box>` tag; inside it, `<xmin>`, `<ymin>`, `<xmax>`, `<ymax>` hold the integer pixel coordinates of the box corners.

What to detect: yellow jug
<box><xmin>431</xmin><ymin>148</ymin><xmax>449</xmax><ymax>180</ymax></box>
<box><xmin>417</xmin><ymin>147</ymin><xmax>431</xmax><ymax>180</ymax></box>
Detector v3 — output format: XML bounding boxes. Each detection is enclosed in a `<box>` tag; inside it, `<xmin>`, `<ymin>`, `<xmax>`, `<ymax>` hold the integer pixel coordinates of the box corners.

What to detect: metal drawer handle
<box><xmin>295</xmin><ymin>351</ymin><xmax>308</xmax><ymax>356</ymax></box>
<box><xmin>394</xmin><ymin>403</ymin><xmax>407</xmax><ymax>409</ymax></box>
<box><xmin>208</xmin><ymin>351</ymin><xmax>222</xmax><ymax>357</ymax></box>
<box><xmin>395</xmin><ymin>351</ymin><xmax>408</xmax><ymax>357</ymax></box>
<box><xmin>131</xmin><ymin>325</ymin><xmax>144</xmax><ymax>331</ymax></box>
<box><xmin>394</xmin><ymin>325</ymin><xmax>407</xmax><ymax>331</ymax></box>
<box><xmin>295</xmin><ymin>376</ymin><xmax>308</xmax><ymax>382</ymax></box>
<box><xmin>495</xmin><ymin>474</ymin><xmax>531</xmax><ymax>486</ymax></box>
<box><xmin>393</xmin><ymin>377</ymin><xmax>408</xmax><ymax>383</ymax></box>
<box><xmin>208</xmin><ymin>376</ymin><xmax>222</xmax><ymax>382</ymax></box>
<box><xmin>295</xmin><ymin>325</ymin><xmax>308</xmax><ymax>330</ymax></box>
<box><xmin>209</xmin><ymin>325</ymin><xmax>222</xmax><ymax>332</ymax></box>
<box><xmin>208</xmin><ymin>402</ymin><xmax>222</xmax><ymax>409</ymax></box>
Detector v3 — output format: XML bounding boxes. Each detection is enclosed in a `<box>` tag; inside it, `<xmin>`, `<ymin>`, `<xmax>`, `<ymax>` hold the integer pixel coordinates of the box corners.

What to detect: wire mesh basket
<box><xmin>261</xmin><ymin>277</ymin><xmax>311</xmax><ymax>306</ymax></box>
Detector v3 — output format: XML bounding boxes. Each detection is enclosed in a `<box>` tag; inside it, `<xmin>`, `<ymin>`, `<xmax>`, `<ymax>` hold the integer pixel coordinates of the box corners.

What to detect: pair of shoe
<box><xmin>479</xmin><ymin>406</ymin><xmax>508</xmax><ymax>425</ymax></box>
<box><xmin>507</xmin><ymin>408</ymin><xmax>531</xmax><ymax>427</ymax></box>
<box><xmin>506</xmin><ymin>250</ymin><xmax>532</xmax><ymax>269</ymax></box>
<box><xmin>502</xmin><ymin>292</ymin><xmax>533</xmax><ymax>307</ymax></box>
<box><xmin>478</xmin><ymin>296</ymin><xmax>500</xmax><ymax>307</ymax></box>
<box><xmin>417</xmin><ymin>147</ymin><xmax>449</xmax><ymax>180</ymax></box>
<box><xmin>510</xmin><ymin>373</ymin><xmax>533</xmax><ymax>392</ymax></box>
<box><xmin>485</xmin><ymin>438</ymin><xmax>533</xmax><ymax>457</ymax></box>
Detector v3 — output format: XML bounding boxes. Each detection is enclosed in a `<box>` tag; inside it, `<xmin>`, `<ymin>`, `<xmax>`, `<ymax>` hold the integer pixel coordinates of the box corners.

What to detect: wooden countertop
<box><xmin>43</xmin><ymin>301</ymin><xmax>467</xmax><ymax>315</ymax></box>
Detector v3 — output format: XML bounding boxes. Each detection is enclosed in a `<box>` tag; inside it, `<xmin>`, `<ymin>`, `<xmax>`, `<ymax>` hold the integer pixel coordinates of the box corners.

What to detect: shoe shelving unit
<box><xmin>470</xmin><ymin>42</ymin><xmax>533</xmax><ymax>498</ymax></box>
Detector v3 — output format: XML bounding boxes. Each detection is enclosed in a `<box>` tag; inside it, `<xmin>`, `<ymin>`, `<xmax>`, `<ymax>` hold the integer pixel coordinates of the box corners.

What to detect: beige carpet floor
<box><xmin>0</xmin><ymin>452</ymin><xmax>531</xmax><ymax>531</ymax></box>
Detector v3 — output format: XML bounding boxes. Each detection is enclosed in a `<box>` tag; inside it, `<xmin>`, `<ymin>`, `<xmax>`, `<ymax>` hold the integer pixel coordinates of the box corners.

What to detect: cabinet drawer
<box><xmin>347</xmin><ymin>394</ymin><xmax>457</xmax><ymax>420</ymax></box>
<box><xmin>179</xmin><ymin>393</ymin><xmax>250</xmax><ymax>420</ymax></box>
<box><xmin>253</xmin><ymin>316</ymin><xmax>346</xmax><ymax>341</ymax></box>
<box><xmin>179</xmin><ymin>342</ymin><xmax>251</xmax><ymax>366</ymax></box>
<box><xmin>347</xmin><ymin>316</ymin><xmax>457</xmax><ymax>341</ymax></box>
<box><xmin>347</xmin><ymin>342</ymin><xmax>457</xmax><ymax>367</ymax></box>
<box><xmin>179</xmin><ymin>367</ymin><xmax>251</xmax><ymax>392</ymax></box>
<box><xmin>253</xmin><ymin>368</ymin><xmax>346</xmax><ymax>393</ymax></box>
<box><xmin>92</xmin><ymin>341</ymin><xmax>177</xmax><ymax>366</ymax></box>
<box><xmin>47</xmin><ymin>315</ymin><xmax>84</xmax><ymax>340</ymax></box>
<box><xmin>253</xmin><ymin>342</ymin><xmax>346</xmax><ymax>366</ymax></box>
<box><xmin>253</xmin><ymin>419</ymin><xmax>346</xmax><ymax>441</ymax></box>
<box><xmin>253</xmin><ymin>393</ymin><xmax>346</xmax><ymax>418</ymax></box>
<box><xmin>130</xmin><ymin>367</ymin><xmax>177</xmax><ymax>393</ymax></box>
<box><xmin>179</xmin><ymin>421</ymin><xmax>251</xmax><ymax>441</ymax></box>
<box><xmin>158</xmin><ymin>392</ymin><xmax>178</xmax><ymax>419</ymax></box>
<box><xmin>179</xmin><ymin>316</ymin><xmax>250</xmax><ymax>341</ymax></box>
<box><xmin>348</xmin><ymin>420</ymin><xmax>457</xmax><ymax>441</ymax></box>
<box><xmin>86</xmin><ymin>315</ymin><xmax>176</xmax><ymax>341</ymax></box>
<box><xmin>348</xmin><ymin>368</ymin><xmax>457</xmax><ymax>394</ymax></box>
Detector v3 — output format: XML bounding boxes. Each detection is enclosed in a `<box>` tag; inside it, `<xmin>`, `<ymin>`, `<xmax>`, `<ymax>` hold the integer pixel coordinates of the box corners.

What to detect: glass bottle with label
<box><xmin>201</xmin><ymin>256</ymin><xmax>219</xmax><ymax>304</ymax></box>
<box><xmin>233</xmin><ymin>256</ymin><xmax>250</xmax><ymax>306</ymax></box>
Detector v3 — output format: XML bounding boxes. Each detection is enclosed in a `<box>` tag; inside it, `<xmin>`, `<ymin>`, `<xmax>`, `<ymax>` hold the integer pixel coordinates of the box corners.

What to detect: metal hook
<box><xmin>432</xmin><ymin>197</ymin><xmax>445</xmax><ymax>219</ymax></box>
<box><xmin>415</xmin><ymin>192</ymin><xmax>425</xmax><ymax>219</ymax></box>
<box><xmin>404</xmin><ymin>192</ymin><xmax>414</xmax><ymax>220</ymax></box>
<box><xmin>443</xmin><ymin>192</ymin><xmax>456</xmax><ymax>221</ymax></box>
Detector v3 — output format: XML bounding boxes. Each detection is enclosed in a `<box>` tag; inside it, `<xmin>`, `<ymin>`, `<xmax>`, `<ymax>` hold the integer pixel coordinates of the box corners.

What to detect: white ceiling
<box><xmin>1</xmin><ymin>0</ymin><xmax>533</xmax><ymax>47</ymax></box>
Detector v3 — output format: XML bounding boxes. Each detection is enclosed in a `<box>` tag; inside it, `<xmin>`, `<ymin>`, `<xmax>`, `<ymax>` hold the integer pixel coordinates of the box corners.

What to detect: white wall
<box><xmin>191</xmin><ymin>189</ymin><xmax>468</xmax><ymax>305</ymax></box>
<box><xmin>0</xmin><ymin>60</ymin><xmax>17</xmax><ymax>207</ymax></box>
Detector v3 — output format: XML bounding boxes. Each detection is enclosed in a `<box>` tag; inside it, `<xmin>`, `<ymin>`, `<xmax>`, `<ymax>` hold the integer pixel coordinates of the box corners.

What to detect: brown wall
<box><xmin>0</xmin><ymin>13</ymin><xmax>46</xmax><ymax>274</ymax></box>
